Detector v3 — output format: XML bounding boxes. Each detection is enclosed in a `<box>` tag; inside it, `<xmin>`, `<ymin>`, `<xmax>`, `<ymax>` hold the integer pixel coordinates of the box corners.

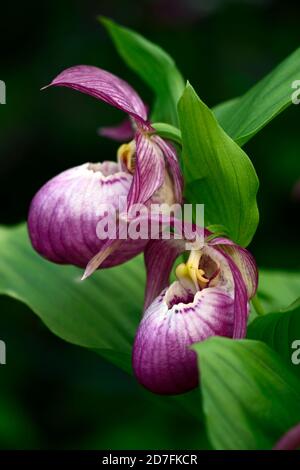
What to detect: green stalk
<box><xmin>251</xmin><ymin>295</ymin><xmax>265</xmax><ymax>316</ymax></box>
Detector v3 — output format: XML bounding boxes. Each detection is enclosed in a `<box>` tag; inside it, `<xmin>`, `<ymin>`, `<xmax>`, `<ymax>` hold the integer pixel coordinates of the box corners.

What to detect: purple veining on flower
<box><xmin>133</xmin><ymin>233</ymin><xmax>258</xmax><ymax>395</ymax></box>
<box><xmin>28</xmin><ymin>161</ymin><xmax>147</xmax><ymax>269</ymax></box>
<box><xmin>30</xmin><ymin>65</ymin><xmax>183</xmax><ymax>276</ymax></box>
<box><xmin>44</xmin><ymin>65</ymin><xmax>183</xmax><ymax>210</ymax></box>
<box><xmin>44</xmin><ymin>66</ymin><xmax>149</xmax><ymax>124</ymax></box>
<box><xmin>273</xmin><ymin>423</ymin><xmax>300</xmax><ymax>450</ymax></box>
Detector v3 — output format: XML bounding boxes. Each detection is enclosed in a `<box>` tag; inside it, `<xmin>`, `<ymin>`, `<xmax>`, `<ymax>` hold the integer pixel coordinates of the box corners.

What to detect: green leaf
<box><xmin>258</xmin><ymin>269</ymin><xmax>300</xmax><ymax>313</ymax></box>
<box><xmin>0</xmin><ymin>224</ymin><xmax>144</xmax><ymax>367</ymax></box>
<box><xmin>100</xmin><ymin>17</ymin><xmax>185</xmax><ymax>126</ymax></box>
<box><xmin>0</xmin><ymin>224</ymin><xmax>207</xmax><ymax>422</ymax></box>
<box><xmin>248</xmin><ymin>299</ymin><xmax>300</xmax><ymax>378</ymax></box>
<box><xmin>193</xmin><ymin>337</ymin><xmax>300</xmax><ymax>450</ymax></box>
<box><xmin>213</xmin><ymin>47</ymin><xmax>300</xmax><ymax>146</ymax></box>
<box><xmin>212</xmin><ymin>98</ymin><xmax>239</xmax><ymax>127</ymax></box>
<box><xmin>151</xmin><ymin>122</ymin><xmax>182</xmax><ymax>146</ymax></box>
<box><xmin>178</xmin><ymin>83</ymin><xmax>259</xmax><ymax>247</ymax></box>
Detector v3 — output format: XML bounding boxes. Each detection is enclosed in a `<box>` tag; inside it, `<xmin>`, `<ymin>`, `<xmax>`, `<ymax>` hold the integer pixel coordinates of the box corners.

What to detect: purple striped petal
<box><xmin>44</xmin><ymin>65</ymin><xmax>148</xmax><ymax>125</ymax></box>
<box><xmin>81</xmin><ymin>181</ymin><xmax>179</xmax><ymax>279</ymax></box>
<box><xmin>133</xmin><ymin>281</ymin><xmax>234</xmax><ymax>395</ymax></box>
<box><xmin>98</xmin><ymin>117</ymin><xmax>134</xmax><ymax>142</ymax></box>
<box><xmin>273</xmin><ymin>423</ymin><xmax>300</xmax><ymax>450</ymax></box>
<box><xmin>127</xmin><ymin>131</ymin><xmax>165</xmax><ymax>207</ymax></box>
<box><xmin>208</xmin><ymin>237</ymin><xmax>258</xmax><ymax>300</ymax></box>
<box><xmin>144</xmin><ymin>239</ymin><xmax>184</xmax><ymax>310</ymax></box>
<box><xmin>28</xmin><ymin>162</ymin><xmax>147</xmax><ymax>269</ymax></box>
<box><xmin>81</xmin><ymin>221</ymin><xmax>130</xmax><ymax>279</ymax></box>
<box><xmin>213</xmin><ymin>247</ymin><xmax>248</xmax><ymax>338</ymax></box>
<box><xmin>81</xmin><ymin>238</ymin><xmax>122</xmax><ymax>280</ymax></box>
<box><xmin>152</xmin><ymin>135</ymin><xmax>183</xmax><ymax>204</ymax></box>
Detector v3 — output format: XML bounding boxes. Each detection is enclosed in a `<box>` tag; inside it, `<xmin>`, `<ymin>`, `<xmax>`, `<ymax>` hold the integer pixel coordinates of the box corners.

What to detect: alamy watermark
<box><xmin>0</xmin><ymin>80</ymin><xmax>6</xmax><ymax>104</ymax></box>
<box><xmin>291</xmin><ymin>340</ymin><xmax>300</xmax><ymax>365</ymax></box>
<box><xmin>0</xmin><ymin>340</ymin><xmax>6</xmax><ymax>365</ymax></box>
<box><xmin>291</xmin><ymin>80</ymin><xmax>300</xmax><ymax>105</ymax></box>
<box><xmin>95</xmin><ymin>199</ymin><xmax>205</xmax><ymax>250</ymax></box>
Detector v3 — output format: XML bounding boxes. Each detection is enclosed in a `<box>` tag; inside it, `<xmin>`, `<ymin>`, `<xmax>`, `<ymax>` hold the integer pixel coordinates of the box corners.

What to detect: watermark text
<box><xmin>291</xmin><ymin>80</ymin><xmax>300</xmax><ymax>105</ymax></box>
<box><xmin>291</xmin><ymin>340</ymin><xmax>300</xmax><ymax>365</ymax></box>
<box><xmin>0</xmin><ymin>80</ymin><xmax>6</xmax><ymax>104</ymax></box>
<box><xmin>0</xmin><ymin>340</ymin><xmax>6</xmax><ymax>365</ymax></box>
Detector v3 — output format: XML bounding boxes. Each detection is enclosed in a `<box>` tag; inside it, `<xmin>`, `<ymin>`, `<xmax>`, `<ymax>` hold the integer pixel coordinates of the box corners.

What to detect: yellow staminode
<box><xmin>117</xmin><ymin>141</ymin><xmax>136</xmax><ymax>173</ymax></box>
<box><xmin>175</xmin><ymin>250</ymin><xmax>209</xmax><ymax>291</ymax></box>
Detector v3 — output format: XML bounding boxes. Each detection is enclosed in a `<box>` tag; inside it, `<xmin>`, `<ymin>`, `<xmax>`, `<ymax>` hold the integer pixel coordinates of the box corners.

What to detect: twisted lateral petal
<box><xmin>98</xmin><ymin>117</ymin><xmax>134</xmax><ymax>142</ymax></box>
<box><xmin>28</xmin><ymin>162</ymin><xmax>147</xmax><ymax>269</ymax></box>
<box><xmin>209</xmin><ymin>237</ymin><xmax>258</xmax><ymax>299</ymax></box>
<box><xmin>152</xmin><ymin>135</ymin><xmax>183</xmax><ymax>204</ymax></box>
<box><xmin>133</xmin><ymin>282</ymin><xmax>234</xmax><ymax>395</ymax></box>
<box><xmin>82</xmin><ymin>204</ymin><xmax>172</xmax><ymax>279</ymax></box>
<box><xmin>144</xmin><ymin>239</ymin><xmax>184</xmax><ymax>310</ymax></box>
<box><xmin>214</xmin><ymin>248</ymin><xmax>248</xmax><ymax>338</ymax></box>
<box><xmin>127</xmin><ymin>131</ymin><xmax>165</xmax><ymax>207</ymax></box>
<box><xmin>45</xmin><ymin>65</ymin><xmax>148</xmax><ymax>124</ymax></box>
<box><xmin>81</xmin><ymin>238</ymin><xmax>122</xmax><ymax>280</ymax></box>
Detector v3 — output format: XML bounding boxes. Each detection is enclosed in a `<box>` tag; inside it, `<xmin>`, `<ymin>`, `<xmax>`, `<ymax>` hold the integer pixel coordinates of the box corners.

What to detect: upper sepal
<box><xmin>44</xmin><ymin>65</ymin><xmax>149</xmax><ymax>125</ymax></box>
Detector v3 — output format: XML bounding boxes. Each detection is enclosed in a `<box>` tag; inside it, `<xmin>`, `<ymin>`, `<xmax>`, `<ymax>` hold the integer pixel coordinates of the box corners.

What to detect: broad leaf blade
<box><xmin>194</xmin><ymin>337</ymin><xmax>300</xmax><ymax>450</ymax></box>
<box><xmin>100</xmin><ymin>17</ymin><xmax>185</xmax><ymax>126</ymax></box>
<box><xmin>248</xmin><ymin>299</ymin><xmax>300</xmax><ymax>377</ymax></box>
<box><xmin>0</xmin><ymin>224</ymin><xmax>206</xmax><ymax>421</ymax></box>
<box><xmin>178</xmin><ymin>83</ymin><xmax>259</xmax><ymax>247</ymax></box>
<box><xmin>258</xmin><ymin>269</ymin><xmax>300</xmax><ymax>313</ymax></box>
<box><xmin>213</xmin><ymin>47</ymin><xmax>300</xmax><ymax>146</ymax></box>
<box><xmin>0</xmin><ymin>224</ymin><xmax>144</xmax><ymax>360</ymax></box>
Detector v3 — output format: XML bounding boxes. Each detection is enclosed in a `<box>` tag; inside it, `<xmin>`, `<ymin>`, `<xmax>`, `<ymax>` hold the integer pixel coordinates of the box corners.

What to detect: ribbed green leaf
<box><xmin>100</xmin><ymin>17</ymin><xmax>185</xmax><ymax>126</ymax></box>
<box><xmin>194</xmin><ymin>337</ymin><xmax>300</xmax><ymax>449</ymax></box>
<box><xmin>0</xmin><ymin>223</ymin><xmax>208</xmax><ymax>421</ymax></box>
<box><xmin>248</xmin><ymin>299</ymin><xmax>300</xmax><ymax>377</ymax></box>
<box><xmin>178</xmin><ymin>83</ymin><xmax>259</xmax><ymax>247</ymax></box>
<box><xmin>214</xmin><ymin>47</ymin><xmax>300</xmax><ymax>146</ymax></box>
<box><xmin>258</xmin><ymin>269</ymin><xmax>300</xmax><ymax>313</ymax></box>
<box><xmin>0</xmin><ymin>224</ymin><xmax>144</xmax><ymax>370</ymax></box>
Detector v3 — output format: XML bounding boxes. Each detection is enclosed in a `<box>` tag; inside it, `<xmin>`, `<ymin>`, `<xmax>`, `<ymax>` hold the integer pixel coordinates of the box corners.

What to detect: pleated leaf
<box><xmin>214</xmin><ymin>47</ymin><xmax>300</xmax><ymax>145</ymax></box>
<box><xmin>248</xmin><ymin>299</ymin><xmax>300</xmax><ymax>378</ymax></box>
<box><xmin>178</xmin><ymin>83</ymin><xmax>259</xmax><ymax>247</ymax></box>
<box><xmin>194</xmin><ymin>337</ymin><xmax>300</xmax><ymax>449</ymax></box>
<box><xmin>0</xmin><ymin>224</ymin><xmax>144</xmax><ymax>371</ymax></box>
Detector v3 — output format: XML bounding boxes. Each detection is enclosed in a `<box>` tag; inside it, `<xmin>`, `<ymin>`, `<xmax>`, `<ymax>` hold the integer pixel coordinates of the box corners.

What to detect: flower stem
<box><xmin>152</xmin><ymin>122</ymin><xmax>182</xmax><ymax>146</ymax></box>
<box><xmin>252</xmin><ymin>295</ymin><xmax>265</xmax><ymax>316</ymax></box>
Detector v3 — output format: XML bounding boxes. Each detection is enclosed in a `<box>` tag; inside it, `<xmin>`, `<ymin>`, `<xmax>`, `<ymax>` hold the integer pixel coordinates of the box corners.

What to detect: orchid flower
<box><xmin>28</xmin><ymin>66</ymin><xmax>183</xmax><ymax>274</ymax></box>
<box><xmin>133</xmin><ymin>231</ymin><xmax>258</xmax><ymax>395</ymax></box>
<box><xmin>44</xmin><ymin>66</ymin><xmax>183</xmax><ymax>208</ymax></box>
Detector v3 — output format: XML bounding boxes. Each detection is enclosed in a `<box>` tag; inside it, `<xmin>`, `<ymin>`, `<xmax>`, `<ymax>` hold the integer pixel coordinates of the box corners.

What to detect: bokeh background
<box><xmin>0</xmin><ymin>0</ymin><xmax>299</xmax><ymax>449</ymax></box>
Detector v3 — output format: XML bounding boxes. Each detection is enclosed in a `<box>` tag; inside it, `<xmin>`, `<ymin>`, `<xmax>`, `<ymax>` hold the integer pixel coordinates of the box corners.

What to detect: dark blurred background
<box><xmin>0</xmin><ymin>0</ymin><xmax>299</xmax><ymax>449</ymax></box>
